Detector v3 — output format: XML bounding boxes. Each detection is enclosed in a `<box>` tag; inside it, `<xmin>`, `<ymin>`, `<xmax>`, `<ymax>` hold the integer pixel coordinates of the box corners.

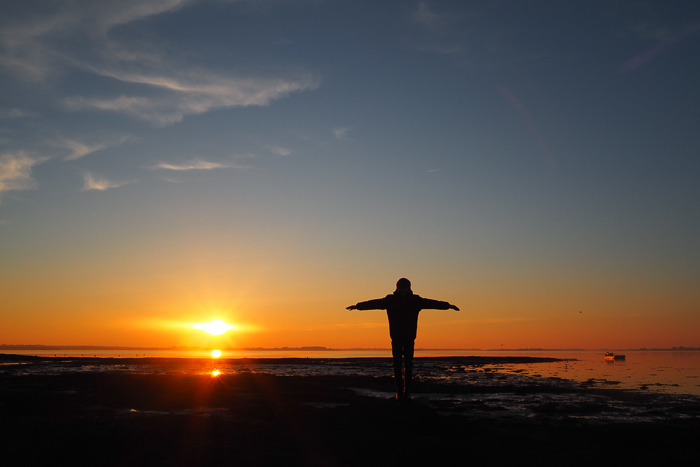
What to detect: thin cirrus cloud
<box><xmin>59</xmin><ymin>136</ymin><xmax>129</xmax><ymax>161</ymax></box>
<box><xmin>0</xmin><ymin>0</ymin><xmax>318</xmax><ymax>201</ymax></box>
<box><xmin>333</xmin><ymin>127</ymin><xmax>352</xmax><ymax>140</ymax></box>
<box><xmin>63</xmin><ymin>72</ymin><xmax>319</xmax><ymax>127</ymax></box>
<box><xmin>269</xmin><ymin>146</ymin><xmax>291</xmax><ymax>157</ymax></box>
<box><xmin>619</xmin><ymin>21</ymin><xmax>700</xmax><ymax>73</ymax></box>
<box><xmin>0</xmin><ymin>0</ymin><xmax>194</xmax><ymax>81</ymax></box>
<box><xmin>0</xmin><ymin>152</ymin><xmax>47</xmax><ymax>203</ymax></box>
<box><xmin>81</xmin><ymin>171</ymin><xmax>134</xmax><ymax>192</ymax></box>
<box><xmin>413</xmin><ymin>1</ymin><xmax>455</xmax><ymax>31</ymax></box>
<box><xmin>1</xmin><ymin>0</ymin><xmax>320</xmax><ymax>127</ymax></box>
<box><xmin>151</xmin><ymin>159</ymin><xmax>250</xmax><ymax>171</ymax></box>
<box><xmin>0</xmin><ymin>108</ymin><xmax>39</xmax><ymax>119</ymax></box>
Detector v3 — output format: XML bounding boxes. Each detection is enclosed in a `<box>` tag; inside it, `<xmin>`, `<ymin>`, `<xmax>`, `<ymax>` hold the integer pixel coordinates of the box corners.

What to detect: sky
<box><xmin>1</xmin><ymin>0</ymin><xmax>699</xmax><ymax>350</ymax></box>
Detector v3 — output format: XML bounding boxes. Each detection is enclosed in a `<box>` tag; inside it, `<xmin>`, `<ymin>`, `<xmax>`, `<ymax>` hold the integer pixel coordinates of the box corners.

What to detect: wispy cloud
<box><xmin>64</xmin><ymin>74</ymin><xmax>319</xmax><ymax>126</ymax></box>
<box><xmin>0</xmin><ymin>108</ymin><xmax>38</xmax><ymax>119</ymax></box>
<box><xmin>0</xmin><ymin>152</ymin><xmax>47</xmax><ymax>203</ymax></box>
<box><xmin>0</xmin><ymin>1</ymin><xmax>318</xmax><ymax>204</ymax></box>
<box><xmin>1</xmin><ymin>1</ymin><xmax>319</xmax><ymax>126</ymax></box>
<box><xmin>333</xmin><ymin>127</ymin><xmax>352</xmax><ymax>140</ymax></box>
<box><xmin>620</xmin><ymin>21</ymin><xmax>700</xmax><ymax>73</ymax></box>
<box><xmin>81</xmin><ymin>171</ymin><xmax>133</xmax><ymax>191</ymax></box>
<box><xmin>0</xmin><ymin>0</ymin><xmax>194</xmax><ymax>81</ymax></box>
<box><xmin>269</xmin><ymin>145</ymin><xmax>291</xmax><ymax>157</ymax></box>
<box><xmin>59</xmin><ymin>136</ymin><xmax>128</xmax><ymax>161</ymax></box>
<box><xmin>151</xmin><ymin>159</ymin><xmax>249</xmax><ymax>171</ymax></box>
<box><xmin>410</xmin><ymin>3</ymin><xmax>537</xmax><ymax>72</ymax></box>
<box><xmin>413</xmin><ymin>1</ymin><xmax>455</xmax><ymax>31</ymax></box>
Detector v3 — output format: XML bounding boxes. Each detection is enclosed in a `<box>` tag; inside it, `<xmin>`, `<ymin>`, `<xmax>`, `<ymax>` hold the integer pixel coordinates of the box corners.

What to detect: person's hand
<box><xmin>449</xmin><ymin>304</ymin><xmax>460</xmax><ymax>311</ymax></box>
<box><xmin>346</xmin><ymin>305</ymin><xmax>358</xmax><ymax>311</ymax></box>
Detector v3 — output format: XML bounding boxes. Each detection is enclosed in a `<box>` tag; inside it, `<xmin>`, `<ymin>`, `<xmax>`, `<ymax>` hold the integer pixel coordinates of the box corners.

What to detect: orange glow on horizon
<box><xmin>2</xmin><ymin>274</ymin><xmax>697</xmax><ymax>350</ymax></box>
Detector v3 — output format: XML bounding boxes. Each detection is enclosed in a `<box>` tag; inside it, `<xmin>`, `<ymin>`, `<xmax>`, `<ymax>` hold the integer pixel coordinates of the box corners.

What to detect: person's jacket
<box><xmin>354</xmin><ymin>291</ymin><xmax>451</xmax><ymax>340</ymax></box>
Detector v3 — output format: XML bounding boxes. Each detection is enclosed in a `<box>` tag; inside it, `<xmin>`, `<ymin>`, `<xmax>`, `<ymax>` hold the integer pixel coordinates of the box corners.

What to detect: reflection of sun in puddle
<box><xmin>211</xmin><ymin>369</ymin><xmax>221</xmax><ymax>377</ymax></box>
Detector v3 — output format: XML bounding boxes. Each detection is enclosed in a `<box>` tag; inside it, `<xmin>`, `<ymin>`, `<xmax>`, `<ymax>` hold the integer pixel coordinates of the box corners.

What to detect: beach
<box><xmin>2</xmin><ymin>354</ymin><xmax>699</xmax><ymax>466</ymax></box>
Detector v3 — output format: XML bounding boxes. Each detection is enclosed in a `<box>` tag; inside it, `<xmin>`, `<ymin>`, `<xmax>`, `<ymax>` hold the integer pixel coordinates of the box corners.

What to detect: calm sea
<box><xmin>5</xmin><ymin>349</ymin><xmax>700</xmax><ymax>396</ymax></box>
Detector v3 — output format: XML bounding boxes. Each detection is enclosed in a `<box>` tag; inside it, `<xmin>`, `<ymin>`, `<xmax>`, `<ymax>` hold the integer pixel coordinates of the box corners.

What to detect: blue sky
<box><xmin>1</xmin><ymin>1</ymin><xmax>699</xmax><ymax>348</ymax></box>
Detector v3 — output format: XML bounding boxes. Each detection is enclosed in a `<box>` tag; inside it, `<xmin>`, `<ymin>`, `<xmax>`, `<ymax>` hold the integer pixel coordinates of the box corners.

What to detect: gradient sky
<box><xmin>1</xmin><ymin>1</ymin><xmax>699</xmax><ymax>350</ymax></box>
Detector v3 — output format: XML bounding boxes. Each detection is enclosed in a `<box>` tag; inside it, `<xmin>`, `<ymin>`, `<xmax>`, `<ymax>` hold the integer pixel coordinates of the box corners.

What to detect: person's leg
<box><xmin>391</xmin><ymin>339</ymin><xmax>403</xmax><ymax>398</ymax></box>
<box><xmin>403</xmin><ymin>340</ymin><xmax>415</xmax><ymax>398</ymax></box>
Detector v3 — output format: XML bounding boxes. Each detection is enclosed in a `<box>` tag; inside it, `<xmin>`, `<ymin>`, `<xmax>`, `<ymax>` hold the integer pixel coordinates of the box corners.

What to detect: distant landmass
<box><xmin>2</xmin><ymin>344</ymin><xmax>699</xmax><ymax>351</ymax></box>
<box><xmin>0</xmin><ymin>344</ymin><xmax>343</xmax><ymax>351</ymax></box>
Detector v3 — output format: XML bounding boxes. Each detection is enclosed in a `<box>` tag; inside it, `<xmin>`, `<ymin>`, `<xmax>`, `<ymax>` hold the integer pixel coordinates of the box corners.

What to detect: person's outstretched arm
<box><xmin>346</xmin><ymin>297</ymin><xmax>389</xmax><ymax>311</ymax></box>
<box><xmin>420</xmin><ymin>298</ymin><xmax>460</xmax><ymax>311</ymax></box>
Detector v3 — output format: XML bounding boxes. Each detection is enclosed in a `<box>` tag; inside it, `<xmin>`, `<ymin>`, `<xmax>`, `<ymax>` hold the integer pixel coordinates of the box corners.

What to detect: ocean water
<box><xmin>4</xmin><ymin>349</ymin><xmax>700</xmax><ymax>396</ymax></box>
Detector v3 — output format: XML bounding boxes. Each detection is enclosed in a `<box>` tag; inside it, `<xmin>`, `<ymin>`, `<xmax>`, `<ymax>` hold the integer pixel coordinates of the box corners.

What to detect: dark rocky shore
<box><xmin>1</xmin><ymin>354</ymin><xmax>698</xmax><ymax>466</ymax></box>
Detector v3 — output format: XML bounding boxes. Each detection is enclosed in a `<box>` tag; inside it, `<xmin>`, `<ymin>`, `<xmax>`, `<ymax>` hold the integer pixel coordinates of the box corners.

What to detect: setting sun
<box><xmin>211</xmin><ymin>350</ymin><xmax>222</xmax><ymax>358</ymax></box>
<box><xmin>191</xmin><ymin>319</ymin><xmax>236</xmax><ymax>336</ymax></box>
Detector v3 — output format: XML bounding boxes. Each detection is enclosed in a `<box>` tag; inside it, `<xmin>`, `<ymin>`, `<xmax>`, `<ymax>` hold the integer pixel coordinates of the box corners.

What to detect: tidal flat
<box><xmin>1</xmin><ymin>354</ymin><xmax>698</xmax><ymax>466</ymax></box>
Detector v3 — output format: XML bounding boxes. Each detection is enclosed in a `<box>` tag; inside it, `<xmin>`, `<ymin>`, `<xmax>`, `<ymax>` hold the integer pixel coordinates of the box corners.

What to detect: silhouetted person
<box><xmin>346</xmin><ymin>278</ymin><xmax>459</xmax><ymax>399</ymax></box>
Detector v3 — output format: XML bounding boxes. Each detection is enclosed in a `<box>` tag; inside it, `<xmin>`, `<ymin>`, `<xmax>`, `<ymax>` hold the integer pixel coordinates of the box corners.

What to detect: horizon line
<box><xmin>2</xmin><ymin>344</ymin><xmax>699</xmax><ymax>352</ymax></box>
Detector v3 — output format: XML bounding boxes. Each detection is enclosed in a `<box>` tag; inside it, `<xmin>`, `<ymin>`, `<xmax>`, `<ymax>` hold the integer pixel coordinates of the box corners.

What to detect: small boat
<box><xmin>604</xmin><ymin>352</ymin><xmax>626</xmax><ymax>360</ymax></box>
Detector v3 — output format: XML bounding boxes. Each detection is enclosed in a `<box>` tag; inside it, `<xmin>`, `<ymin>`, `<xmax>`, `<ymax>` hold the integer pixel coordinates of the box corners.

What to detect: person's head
<box><xmin>395</xmin><ymin>277</ymin><xmax>412</xmax><ymax>295</ymax></box>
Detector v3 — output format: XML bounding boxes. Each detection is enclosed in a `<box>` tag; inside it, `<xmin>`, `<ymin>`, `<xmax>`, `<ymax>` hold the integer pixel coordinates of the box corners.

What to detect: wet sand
<box><xmin>2</xmin><ymin>354</ymin><xmax>698</xmax><ymax>466</ymax></box>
